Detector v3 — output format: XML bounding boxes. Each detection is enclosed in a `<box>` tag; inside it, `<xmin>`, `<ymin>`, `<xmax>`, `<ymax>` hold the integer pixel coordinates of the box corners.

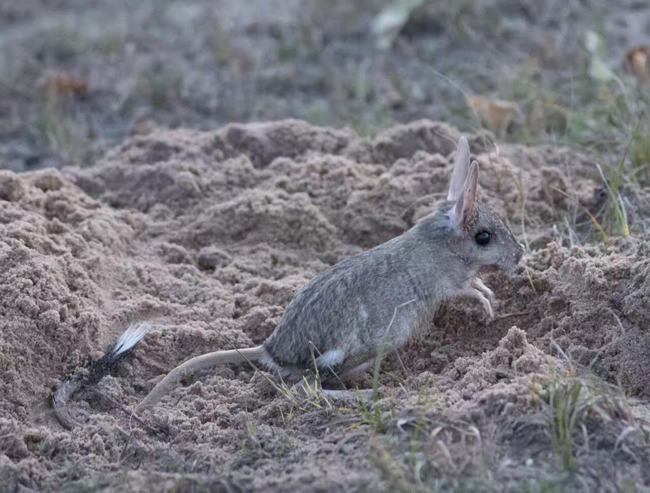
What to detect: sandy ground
<box><xmin>1</xmin><ymin>120</ymin><xmax>650</xmax><ymax>492</ymax></box>
<box><xmin>2</xmin><ymin>0</ymin><xmax>650</xmax><ymax>491</ymax></box>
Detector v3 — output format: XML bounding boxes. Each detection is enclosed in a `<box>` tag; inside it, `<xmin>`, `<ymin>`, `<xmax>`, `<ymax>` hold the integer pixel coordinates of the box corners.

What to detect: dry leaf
<box><xmin>38</xmin><ymin>72</ymin><xmax>88</xmax><ymax>97</ymax></box>
<box><xmin>465</xmin><ymin>94</ymin><xmax>521</xmax><ymax>138</ymax></box>
<box><xmin>625</xmin><ymin>46</ymin><xmax>650</xmax><ymax>83</ymax></box>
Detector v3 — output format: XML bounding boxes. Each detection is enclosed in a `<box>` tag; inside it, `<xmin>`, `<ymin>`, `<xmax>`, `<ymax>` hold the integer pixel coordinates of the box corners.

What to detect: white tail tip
<box><xmin>112</xmin><ymin>322</ymin><xmax>151</xmax><ymax>356</ymax></box>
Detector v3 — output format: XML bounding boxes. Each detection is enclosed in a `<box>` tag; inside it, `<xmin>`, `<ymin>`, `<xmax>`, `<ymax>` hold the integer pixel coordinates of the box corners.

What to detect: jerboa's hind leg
<box><xmin>321</xmin><ymin>359</ymin><xmax>375</xmax><ymax>399</ymax></box>
<box><xmin>291</xmin><ymin>353</ymin><xmax>376</xmax><ymax>399</ymax></box>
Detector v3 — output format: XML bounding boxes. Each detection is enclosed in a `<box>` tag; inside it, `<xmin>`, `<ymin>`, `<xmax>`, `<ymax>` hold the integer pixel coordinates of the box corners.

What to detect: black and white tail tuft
<box><xmin>53</xmin><ymin>322</ymin><xmax>151</xmax><ymax>429</ymax></box>
<box><xmin>106</xmin><ymin>322</ymin><xmax>152</xmax><ymax>364</ymax></box>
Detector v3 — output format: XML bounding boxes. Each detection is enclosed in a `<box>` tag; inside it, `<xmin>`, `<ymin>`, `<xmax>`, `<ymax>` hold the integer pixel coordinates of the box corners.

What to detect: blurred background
<box><xmin>0</xmin><ymin>0</ymin><xmax>648</xmax><ymax>172</ymax></box>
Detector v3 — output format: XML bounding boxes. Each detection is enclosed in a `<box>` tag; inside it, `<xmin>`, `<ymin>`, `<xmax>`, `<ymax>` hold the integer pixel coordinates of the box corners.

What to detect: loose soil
<box><xmin>1</xmin><ymin>120</ymin><xmax>650</xmax><ymax>492</ymax></box>
<box><xmin>2</xmin><ymin>0</ymin><xmax>650</xmax><ymax>491</ymax></box>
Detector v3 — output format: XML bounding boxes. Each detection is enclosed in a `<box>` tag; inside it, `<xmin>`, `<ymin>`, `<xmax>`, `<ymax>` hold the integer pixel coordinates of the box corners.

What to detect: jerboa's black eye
<box><xmin>475</xmin><ymin>231</ymin><xmax>491</xmax><ymax>246</ymax></box>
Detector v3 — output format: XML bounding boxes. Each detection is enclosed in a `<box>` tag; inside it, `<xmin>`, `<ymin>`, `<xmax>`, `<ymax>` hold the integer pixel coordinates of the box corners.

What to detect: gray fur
<box><xmin>135</xmin><ymin>136</ymin><xmax>524</xmax><ymax>412</ymax></box>
<box><xmin>264</xmin><ymin>198</ymin><xmax>522</xmax><ymax>380</ymax></box>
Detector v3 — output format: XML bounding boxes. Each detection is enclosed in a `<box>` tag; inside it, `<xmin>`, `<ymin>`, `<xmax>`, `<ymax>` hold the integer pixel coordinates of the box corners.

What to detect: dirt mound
<box><xmin>1</xmin><ymin>120</ymin><xmax>649</xmax><ymax>491</ymax></box>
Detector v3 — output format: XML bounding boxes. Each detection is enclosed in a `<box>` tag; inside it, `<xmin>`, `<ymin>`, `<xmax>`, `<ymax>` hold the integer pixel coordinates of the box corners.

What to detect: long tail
<box><xmin>135</xmin><ymin>345</ymin><xmax>265</xmax><ymax>413</ymax></box>
<box><xmin>53</xmin><ymin>322</ymin><xmax>151</xmax><ymax>429</ymax></box>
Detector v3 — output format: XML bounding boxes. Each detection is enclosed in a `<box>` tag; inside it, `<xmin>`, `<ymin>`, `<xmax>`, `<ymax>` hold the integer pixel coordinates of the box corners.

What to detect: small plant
<box><xmin>595</xmin><ymin>158</ymin><xmax>630</xmax><ymax>239</ymax></box>
<box><xmin>243</xmin><ymin>410</ymin><xmax>260</xmax><ymax>451</ymax></box>
<box><xmin>355</xmin><ymin>58</ymin><xmax>373</xmax><ymax>103</ymax></box>
<box><xmin>631</xmin><ymin>124</ymin><xmax>650</xmax><ymax>182</ymax></box>
<box><xmin>533</xmin><ymin>367</ymin><xmax>646</xmax><ymax>472</ymax></box>
<box><xmin>355</xmin><ymin>389</ymin><xmax>388</xmax><ymax>434</ymax></box>
<box><xmin>351</xmin><ymin>341</ymin><xmax>397</xmax><ymax>434</ymax></box>
<box><xmin>542</xmin><ymin>376</ymin><xmax>586</xmax><ymax>470</ymax></box>
<box><xmin>27</xmin><ymin>95</ymin><xmax>101</xmax><ymax>167</ymax></box>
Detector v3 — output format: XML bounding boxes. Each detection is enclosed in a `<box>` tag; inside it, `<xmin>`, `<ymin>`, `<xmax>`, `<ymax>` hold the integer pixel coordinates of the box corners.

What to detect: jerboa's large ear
<box><xmin>447</xmin><ymin>136</ymin><xmax>470</xmax><ymax>201</ymax></box>
<box><xmin>453</xmin><ymin>161</ymin><xmax>479</xmax><ymax>230</ymax></box>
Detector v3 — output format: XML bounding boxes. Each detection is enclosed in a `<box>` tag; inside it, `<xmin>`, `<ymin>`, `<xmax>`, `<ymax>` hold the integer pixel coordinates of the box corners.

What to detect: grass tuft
<box><xmin>532</xmin><ymin>368</ymin><xmax>647</xmax><ymax>472</ymax></box>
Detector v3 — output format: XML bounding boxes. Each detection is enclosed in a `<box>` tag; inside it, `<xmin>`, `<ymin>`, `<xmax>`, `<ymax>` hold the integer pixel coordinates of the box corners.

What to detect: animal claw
<box><xmin>471</xmin><ymin>278</ymin><xmax>495</xmax><ymax>304</ymax></box>
<box><xmin>463</xmin><ymin>284</ymin><xmax>495</xmax><ymax>320</ymax></box>
<box><xmin>477</xmin><ymin>291</ymin><xmax>495</xmax><ymax>320</ymax></box>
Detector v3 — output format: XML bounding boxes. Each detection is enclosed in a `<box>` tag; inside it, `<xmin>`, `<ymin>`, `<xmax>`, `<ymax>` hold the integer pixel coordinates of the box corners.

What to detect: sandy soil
<box><xmin>1</xmin><ymin>120</ymin><xmax>650</xmax><ymax>492</ymax></box>
<box><xmin>2</xmin><ymin>0</ymin><xmax>650</xmax><ymax>491</ymax></box>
